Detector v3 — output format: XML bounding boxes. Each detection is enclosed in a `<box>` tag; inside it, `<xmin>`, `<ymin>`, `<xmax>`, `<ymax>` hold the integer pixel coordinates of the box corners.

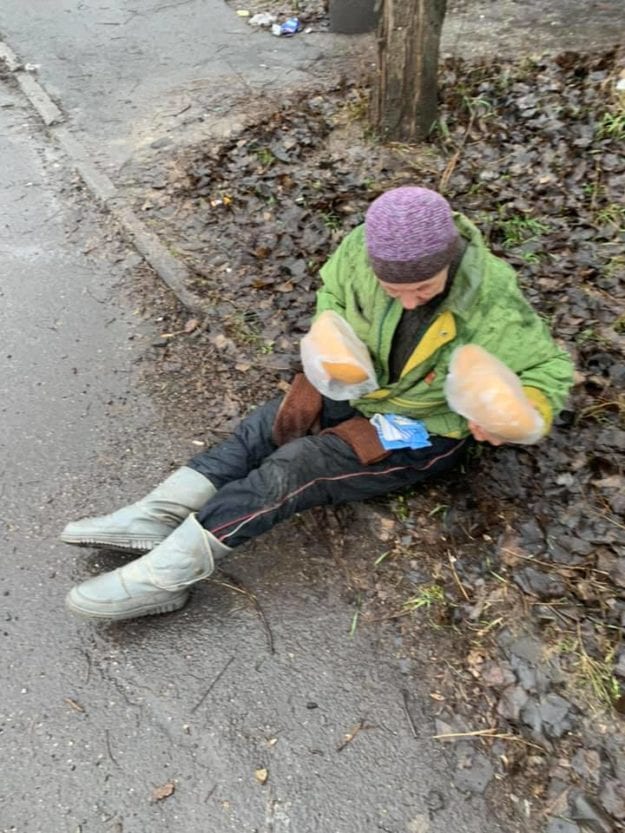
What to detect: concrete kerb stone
<box><xmin>0</xmin><ymin>38</ymin><xmax>209</xmax><ymax>317</ymax></box>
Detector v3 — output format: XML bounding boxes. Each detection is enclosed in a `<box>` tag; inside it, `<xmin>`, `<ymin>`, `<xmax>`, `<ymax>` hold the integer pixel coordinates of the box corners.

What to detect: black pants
<box><xmin>187</xmin><ymin>398</ymin><xmax>467</xmax><ymax>548</ymax></box>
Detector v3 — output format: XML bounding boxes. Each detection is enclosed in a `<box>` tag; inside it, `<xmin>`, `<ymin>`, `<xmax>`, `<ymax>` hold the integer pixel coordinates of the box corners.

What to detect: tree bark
<box><xmin>372</xmin><ymin>0</ymin><xmax>447</xmax><ymax>142</ymax></box>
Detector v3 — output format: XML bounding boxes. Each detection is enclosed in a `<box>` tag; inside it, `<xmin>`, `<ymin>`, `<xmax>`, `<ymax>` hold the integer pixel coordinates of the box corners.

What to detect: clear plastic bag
<box><xmin>301</xmin><ymin>310</ymin><xmax>379</xmax><ymax>401</ymax></box>
<box><xmin>444</xmin><ymin>344</ymin><xmax>545</xmax><ymax>444</ymax></box>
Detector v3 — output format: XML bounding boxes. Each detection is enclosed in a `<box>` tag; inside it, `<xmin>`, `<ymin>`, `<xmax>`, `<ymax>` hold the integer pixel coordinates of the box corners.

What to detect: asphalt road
<box><xmin>0</xmin><ymin>0</ymin><xmax>341</xmax><ymax>171</ymax></box>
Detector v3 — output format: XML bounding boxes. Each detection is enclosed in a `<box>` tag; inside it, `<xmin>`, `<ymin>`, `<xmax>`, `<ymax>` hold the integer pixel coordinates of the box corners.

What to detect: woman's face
<box><xmin>378</xmin><ymin>266</ymin><xmax>450</xmax><ymax>310</ymax></box>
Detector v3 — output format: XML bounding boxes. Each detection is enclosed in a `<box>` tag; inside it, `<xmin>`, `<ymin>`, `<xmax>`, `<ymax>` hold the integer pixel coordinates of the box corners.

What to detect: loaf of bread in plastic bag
<box><xmin>444</xmin><ymin>344</ymin><xmax>545</xmax><ymax>444</ymax></box>
<box><xmin>301</xmin><ymin>310</ymin><xmax>379</xmax><ymax>400</ymax></box>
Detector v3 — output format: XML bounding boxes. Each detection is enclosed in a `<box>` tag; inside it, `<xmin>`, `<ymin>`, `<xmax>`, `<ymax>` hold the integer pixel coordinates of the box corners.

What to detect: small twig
<box><xmin>85</xmin><ymin>287</ymin><xmax>109</xmax><ymax>304</ymax></box>
<box><xmin>191</xmin><ymin>655</ymin><xmax>235</xmax><ymax>714</ymax></box>
<box><xmin>432</xmin><ymin>727</ymin><xmax>499</xmax><ymax>740</ymax></box>
<box><xmin>401</xmin><ymin>690</ymin><xmax>419</xmax><ymax>740</ymax></box>
<box><xmin>81</xmin><ymin>649</ymin><xmax>92</xmax><ymax>685</ymax></box>
<box><xmin>432</xmin><ymin>727</ymin><xmax>543</xmax><ymax>750</ymax></box>
<box><xmin>589</xmin><ymin>507</ymin><xmax>625</xmax><ymax>533</ymax></box>
<box><xmin>480</xmin><ymin>733</ymin><xmax>545</xmax><ymax>751</ymax></box>
<box><xmin>336</xmin><ymin>718</ymin><xmax>375</xmax><ymax>752</ymax></box>
<box><xmin>105</xmin><ymin>729</ymin><xmax>121</xmax><ymax>769</ymax></box>
<box><xmin>439</xmin><ymin>111</ymin><xmax>476</xmax><ymax>191</ymax></box>
<box><xmin>204</xmin><ymin>784</ymin><xmax>217</xmax><ymax>803</ymax></box>
<box><xmin>474</xmin><ymin>617</ymin><xmax>504</xmax><ymax>637</ymax></box>
<box><xmin>501</xmin><ymin>547</ymin><xmax>606</xmax><ymax>574</ymax></box>
<box><xmin>448</xmin><ymin>551</ymin><xmax>471</xmax><ymax>602</ymax></box>
<box><xmin>214</xmin><ymin>572</ymin><xmax>275</xmax><ymax>654</ymax></box>
<box><xmin>151</xmin><ymin>0</ymin><xmax>196</xmax><ymax>12</ymax></box>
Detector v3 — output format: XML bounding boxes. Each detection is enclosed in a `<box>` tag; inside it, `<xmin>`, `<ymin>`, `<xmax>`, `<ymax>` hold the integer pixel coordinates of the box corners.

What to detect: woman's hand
<box><xmin>468</xmin><ymin>421</ymin><xmax>506</xmax><ymax>446</ymax></box>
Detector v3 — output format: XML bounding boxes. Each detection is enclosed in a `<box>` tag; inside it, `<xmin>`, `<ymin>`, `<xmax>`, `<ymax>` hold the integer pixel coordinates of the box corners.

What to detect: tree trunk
<box><xmin>372</xmin><ymin>0</ymin><xmax>447</xmax><ymax>142</ymax></box>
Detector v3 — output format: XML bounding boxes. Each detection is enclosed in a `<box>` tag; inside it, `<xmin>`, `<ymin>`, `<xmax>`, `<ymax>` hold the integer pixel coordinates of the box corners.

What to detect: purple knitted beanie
<box><xmin>365</xmin><ymin>186</ymin><xmax>460</xmax><ymax>283</ymax></box>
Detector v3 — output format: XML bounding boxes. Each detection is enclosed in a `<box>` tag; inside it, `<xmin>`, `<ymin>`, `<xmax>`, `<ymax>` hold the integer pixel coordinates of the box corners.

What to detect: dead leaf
<box><xmin>184</xmin><ymin>318</ymin><xmax>200</xmax><ymax>333</ymax></box>
<box><xmin>254</xmin><ymin>768</ymin><xmax>268</xmax><ymax>785</ymax></box>
<box><xmin>151</xmin><ymin>782</ymin><xmax>176</xmax><ymax>802</ymax></box>
<box><xmin>467</xmin><ymin>648</ymin><xmax>486</xmax><ymax>675</ymax></box>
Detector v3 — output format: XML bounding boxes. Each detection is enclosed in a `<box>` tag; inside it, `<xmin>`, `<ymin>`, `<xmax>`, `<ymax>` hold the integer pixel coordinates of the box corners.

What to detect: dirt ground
<box><xmin>105</xmin><ymin>8</ymin><xmax>625</xmax><ymax>832</ymax></box>
<box><xmin>114</xmin><ymin>50</ymin><xmax>625</xmax><ymax>833</ymax></box>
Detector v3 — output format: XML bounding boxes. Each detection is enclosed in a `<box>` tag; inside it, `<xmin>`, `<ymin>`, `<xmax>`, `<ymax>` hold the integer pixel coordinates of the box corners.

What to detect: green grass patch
<box><xmin>556</xmin><ymin>636</ymin><xmax>621</xmax><ymax>711</ymax></box>
<box><xmin>496</xmin><ymin>215</ymin><xmax>550</xmax><ymax>248</ymax></box>
<box><xmin>403</xmin><ymin>583</ymin><xmax>446</xmax><ymax>612</ymax></box>
<box><xmin>596</xmin><ymin>111</ymin><xmax>625</xmax><ymax>140</ymax></box>
<box><xmin>595</xmin><ymin>203</ymin><xmax>625</xmax><ymax>229</ymax></box>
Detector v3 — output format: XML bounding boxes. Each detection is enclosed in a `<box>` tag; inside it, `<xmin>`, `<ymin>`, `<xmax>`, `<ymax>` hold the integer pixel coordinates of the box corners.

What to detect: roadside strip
<box><xmin>0</xmin><ymin>38</ymin><xmax>208</xmax><ymax>315</ymax></box>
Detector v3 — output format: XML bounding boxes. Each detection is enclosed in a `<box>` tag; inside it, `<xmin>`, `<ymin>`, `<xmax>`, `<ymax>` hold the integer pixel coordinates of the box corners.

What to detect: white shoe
<box><xmin>60</xmin><ymin>467</ymin><xmax>216</xmax><ymax>553</ymax></box>
<box><xmin>65</xmin><ymin>514</ymin><xmax>230</xmax><ymax>621</ymax></box>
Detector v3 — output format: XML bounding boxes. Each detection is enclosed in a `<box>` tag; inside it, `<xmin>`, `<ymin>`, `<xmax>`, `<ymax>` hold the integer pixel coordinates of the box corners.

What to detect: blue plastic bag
<box><xmin>370</xmin><ymin>414</ymin><xmax>432</xmax><ymax>451</ymax></box>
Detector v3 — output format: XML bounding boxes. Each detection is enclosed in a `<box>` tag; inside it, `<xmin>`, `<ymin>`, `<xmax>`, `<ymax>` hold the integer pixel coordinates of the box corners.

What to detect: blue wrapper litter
<box><xmin>280</xmin><ymin>17</ymin><xmax>302</xmax><ymax>35</ymax></box>
<box><xmin>370</xmin><ymin>414</ymin><xmax>432</xmax><ymax>451</ymax></box>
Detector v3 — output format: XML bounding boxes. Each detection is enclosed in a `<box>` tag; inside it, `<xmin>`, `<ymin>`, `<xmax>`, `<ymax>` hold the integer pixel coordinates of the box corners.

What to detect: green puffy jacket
<box><xmin>316</xmin><ymin>214</ymin><xmax>574</xmax><ymax>439</ymax></box>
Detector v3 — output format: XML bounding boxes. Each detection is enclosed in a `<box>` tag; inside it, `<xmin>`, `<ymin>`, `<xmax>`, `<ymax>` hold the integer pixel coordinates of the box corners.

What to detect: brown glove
<box><xmin>272</xmin><ymin>373</ymin><xmax>323</xmax><ymax>447</ymax></box>
<box><xmin>322</xmin><ymin>416</ymin><xmax>390</xmax><ymax>465</ymax></box>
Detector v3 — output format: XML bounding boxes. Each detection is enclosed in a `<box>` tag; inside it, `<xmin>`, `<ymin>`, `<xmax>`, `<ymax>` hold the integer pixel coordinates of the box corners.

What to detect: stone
<box><xmin>519</xmin><ymin>518</ymin><xmax>545</xmax><ymax>545</ymax></box>
<box><xmin>571</xmin><ymin>748</ymin><xmax>601</xmax><ymax>785</ymax></box>
<box><xmin>539</xmin><ymin>694</ymin><xmax>574</xmax><ymax>739</ymax></box>
<box><xmin>510</xmin><ymin>656</ymin><xmax>538</xmax><ymax>692</ymax></box>
<box><xmin>150</xmin><ymin>137</ymin><xmax>172</xmax><ymax>149</ymax></box>
<box><xmin>609</xmin><ymin>362</ymin><xmax>625</xmax><ymax>386</ymax></box>
<box><xmin>571</xmin><ymin>792</ymin><xmax>614</xmax><ymax>833</ymax></box>
<box><xmin>508</xmin><ymin>634</ymin><xmax>544</xmax><ymax>663</ymax></box>
<box><xmin>522</xmin><ymin>694</ymin><xmax>573</xmax><ymax>740</ymax></box>
<box><xmin>497</xmin><ymin>685</ymin><xmax>529</xmax><ymax>721</ymax></box>
<box><xmin>599</xmin><ymin>779</ymin><xmax>625</xmax><ymax>820</ymax></box>
<box><xmin>609</xmin><ymin>492</ymin><xmax>625</xmax><ymax>515</ymax></box>
<box><xmin>609</xmin><ymin>559</ymin><xmax>625</xmax><ymax>588</ymax></box>
<box><xmin>482</xmin><ymin>661</ymin><xmax>516</xmax><ymax>689</ymax></box>
<box><xmin>453</xmin><ymin>753</ymin><xmax>494</xmax><ymax>794</ymax></box>
<box><xmin>557</xmin><ymin>534</ymin><xmax>594</xmax><ymax>557</ymax></box>
<box><xmin>513</xmin><ymin>566</ymin><xmax>567</xmax><ymax>599</ymax></box>
<box><xmin>595</xmin><ymin>428</ymin><xmax>625</xmax><ymax>452</ymax></box>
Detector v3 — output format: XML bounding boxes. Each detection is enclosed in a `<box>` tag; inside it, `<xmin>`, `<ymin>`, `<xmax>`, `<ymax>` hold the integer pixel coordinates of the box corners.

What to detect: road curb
<box><xmin>0</xmin><ymin>39</ymin><xmax>209</xmax><ymax>316</ymax></box>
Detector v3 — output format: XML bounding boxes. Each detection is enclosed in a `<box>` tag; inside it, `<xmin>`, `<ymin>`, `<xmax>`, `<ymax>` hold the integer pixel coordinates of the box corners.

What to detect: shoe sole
<box><xmin>60</xmin><ymin>534</ymin><xmax>165</xmax><ymax>554</ymax></box>
<box><xmin>65</xmin><ymin>590</ymin><xmax>190</xmax><ymax>621</ymax></box>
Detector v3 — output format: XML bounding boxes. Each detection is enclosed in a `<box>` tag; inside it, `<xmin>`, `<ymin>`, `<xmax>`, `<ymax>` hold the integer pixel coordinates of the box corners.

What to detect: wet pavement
<box><xmin>0</xmin><ymin>69</ymin><xmax>519</xmax><ymax>833</ymax></box>
<box><xmin>0</xmin><ymin>0</ymin><xmax>348</xmax><ymax>171</ymax></box>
